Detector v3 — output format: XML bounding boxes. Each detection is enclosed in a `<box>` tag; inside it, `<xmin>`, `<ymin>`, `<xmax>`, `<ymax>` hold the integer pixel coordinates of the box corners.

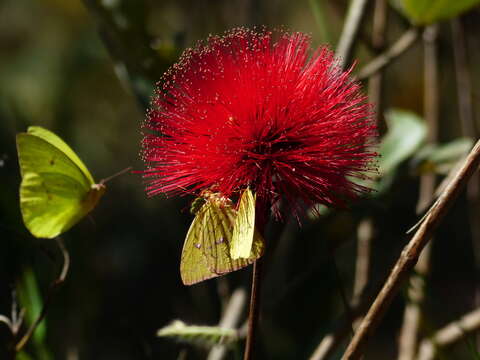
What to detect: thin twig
<box><xmin>208</xmin><ymin>288</ymin><xmax>247</xmax><ymax>360</ymax></box>
<box><xmin>367</xmin><ymin>0</ymin><xmax>388</xmax><ymax>133</ymax></box>
<box><xmin>336</xmin><ymin>0</ymin><xmax>370</xmax><ymax>70</ymax></box>
<box><xmin>309</xmin><ymin>269</ymin><xmax>384</xmax><ymax>360</ymax></box>
<box><xmin>341</xmin><ymin>138</ymin><xmax>480</xmax><ymax>359</ymax></box>
<box><xmin>330</xmin><ymin>246</ymin><xmax>355</xmax><ymax>338</ymax></box>
<box><xmin>451</xmin><ymin>18</ymin><xmax>475</xmax><ymax>137</ymax></box>
<box><xmin>0</xmin><ymin>315</ymin><xmax>13</xmax><ymax>333</ymax></box>
<box><xmin>309</xmin><ymin>296</ymin><xmax>366</xmax><ymax>360</ymax></box>
<box><xmin>218</xmin><ymin>288</ymin><xmax>247</xmax><ymax>329</ymax></box>
<box><xmin>243</xmin><ymin>260</ymin><xmax>264</xmax><ymax>360</ymax></box>
<box><xmin>353</xmin><ymin>219</ymin><xmax>374</xmax><ymax>315</ymax></box>
<box><xmin>357</xmin><ymin>27</ymin><xmax>420</xmax><ymax>80</ymax></box>
<box><xmin>15</xmin><ymin>237</ymin><xmax>70</xmax><ymax>352</ymax></box>
<box><xmin>398</xmin><ymin>25</ymin><xmax>439</xmax><ymax>360</ymax></box>
<box><xmin>417</xmin><ymin>308</ymin><xmax>480</xmax><ymax>360</ymax></box>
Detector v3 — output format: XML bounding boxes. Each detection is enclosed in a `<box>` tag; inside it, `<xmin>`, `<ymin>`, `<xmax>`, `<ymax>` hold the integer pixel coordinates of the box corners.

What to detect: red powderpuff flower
<box><xmin>142</xmin><ymin>28</ymin><xmax>377</xmax><ymax>223</ymax></box>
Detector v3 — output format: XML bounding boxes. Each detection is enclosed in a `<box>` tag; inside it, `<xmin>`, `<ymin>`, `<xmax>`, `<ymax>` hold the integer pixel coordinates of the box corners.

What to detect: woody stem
<box><xmin>244</xmin><ymin>258</ymin><xmax>264</xmax><ymax>360</ymax></box>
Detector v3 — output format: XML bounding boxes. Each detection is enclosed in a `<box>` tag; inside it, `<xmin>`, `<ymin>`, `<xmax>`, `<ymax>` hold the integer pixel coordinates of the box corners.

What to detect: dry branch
<box><xmin>417</xmin><ymin>308</ymin><xmax>480</xmax><ymax>360</ymax></box>
<box><xmin>357</xmin><ymin>27</ymin><xmax>420</xmax><ymax>80</ymax></box>
<box><xmin>341</xmin><ymin>138</ymin><xmax>480</xmax><ymax>359</ymax></box>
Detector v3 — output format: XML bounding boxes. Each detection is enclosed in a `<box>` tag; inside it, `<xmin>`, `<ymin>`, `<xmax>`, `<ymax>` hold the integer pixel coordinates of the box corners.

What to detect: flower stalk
<box><xmin>244</xmin><ymin>259</ymin><xmax>264</xmax><ymax>360</ymax></box>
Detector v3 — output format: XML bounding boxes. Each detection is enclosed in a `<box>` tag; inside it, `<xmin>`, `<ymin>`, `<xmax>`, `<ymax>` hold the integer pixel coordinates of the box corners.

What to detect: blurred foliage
<box><xmin>17</xmin><ymin>268</ymin><xmax>52</xmax><ymax>360</ymax></box>
<box><xmin>375</xmin><ymin>108</ymin><xmax>427</xmax><ymax>193</ymax></box>
<box><xmin>1</xmin><ymin>0</ymin><xmax>480</xmax><ymax>359</ymax></box>
<box><xmin>394</xmin><ymin>0</ymin><xmax>480</xmax><ymax>25</ymax></box>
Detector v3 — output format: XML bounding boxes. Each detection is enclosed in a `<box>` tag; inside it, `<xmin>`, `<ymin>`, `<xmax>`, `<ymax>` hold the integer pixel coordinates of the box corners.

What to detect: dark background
<box><xmin>1</xmin><ymin>0</ymin><xmax>480</xmax><ymax>359</ymax></box>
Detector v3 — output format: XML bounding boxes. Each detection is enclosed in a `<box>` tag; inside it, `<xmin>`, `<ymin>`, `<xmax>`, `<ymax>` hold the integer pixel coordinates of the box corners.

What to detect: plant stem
<box><xmin>341</xmin><ymin>138</ymin><xmax>480</xmax><ymax>359</ymax></box>
<box><xmin>367</xmin><ymin>0</ymin><xmax>387</xmax><ymax>132</ymax></box>
<box><xmin>357</xmin><ymin>27</ymin><xmax>420</xmax><ymax>80</ymax></box>
<box><xmin>243</xmin><ymin>259</ymin><xmax>264</xmax><ymax>360</ymax></box>
<box><xmin>336</xmin><ymin>0</ymin><xmax>370</xmax><ymax>70</ymax></box>
<box><xmin>353</xmin><ymin>219</ymin><xmax>374</xmax><ymax>323</ymax></box>
<box><xmin>417</xmin><ymin>307</ymin><xmax>480</xmax><ymax>360</ymax></box>
<box><xmin>15</xmin><ymin>237</ymin><xmax>70</xmax><ymax>352</ymax></box>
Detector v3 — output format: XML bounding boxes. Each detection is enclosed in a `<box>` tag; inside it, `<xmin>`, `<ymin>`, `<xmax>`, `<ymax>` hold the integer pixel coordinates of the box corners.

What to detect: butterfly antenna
<box><xmin>100</xmin><ymin>166</ymin><xmax>133</xmax><ymax>184</ymax></box>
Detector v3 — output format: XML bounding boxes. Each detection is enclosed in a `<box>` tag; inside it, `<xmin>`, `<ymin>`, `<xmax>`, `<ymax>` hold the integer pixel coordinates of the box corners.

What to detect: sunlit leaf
<box><xmin>16</xmin><ymin>126</ymin><xmax>105</xmax><ymax>239</ymax></box>
<box><xmin>157</xmin><ymin>320</ymin><xmax>238</xmax><ymax>348</ymax></box>
<box><xmin>397</xmin><ymin>0</ymin><xmax>480</xmax><ymax>25</ymax></box>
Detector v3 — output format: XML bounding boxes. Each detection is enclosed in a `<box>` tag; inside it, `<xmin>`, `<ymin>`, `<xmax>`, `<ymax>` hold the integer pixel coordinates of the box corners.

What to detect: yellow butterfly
<box><xmin>17</xmin><ymin>126</ymin><xmax>105</xmax><ymax>239</ymax></box>
<box><xmin>180</xmin><ymin>188</ymin><xmax>264</xmax><ymax>285</ymax></box>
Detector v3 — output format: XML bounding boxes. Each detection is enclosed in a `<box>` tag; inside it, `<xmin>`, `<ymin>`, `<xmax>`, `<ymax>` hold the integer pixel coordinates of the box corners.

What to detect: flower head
<box><xmin>142</xmin><ymin>28</ymin><xmax>377</xmax><ymax>222</ymax></box>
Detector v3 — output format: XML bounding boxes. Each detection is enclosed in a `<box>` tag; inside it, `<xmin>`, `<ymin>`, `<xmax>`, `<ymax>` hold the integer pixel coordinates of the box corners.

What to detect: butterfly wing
<box><xmin>202</xmin><ymin>201</ymin><xmax>264</xmax><ymax>275</ymax></box>
<box><xmin>180</xmin><ymin>198</ymin><xmax>265</xmax><ymax>286</ymax></box>
<box><xmin>180</xmin><ymin>204</ymin><xmax>219</xmax><ymax>285</ymax></box>
<box><xmin>230</xmin><ymin>188</ymin><xmax>256</xmax><ymax>259</ymax></box>
<box><xmin>25</xmin><ymin>126</ymin><xmax>95</xmax><ymax>185</ymax></box>
<box><xmin>19</xmin><ymin>172</ymin><xmax>104</xmax><ymax>238</ymax></box>
<box><xmin>17</xmin><ymin>127</ymin><xmax>104</xmax><ymax>238</ymax></box>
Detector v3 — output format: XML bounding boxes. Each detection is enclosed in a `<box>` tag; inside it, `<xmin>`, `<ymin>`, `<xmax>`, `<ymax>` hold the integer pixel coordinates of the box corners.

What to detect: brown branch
<box><xmin>243</xmin><ymin>259</ymin><xmax>264</xmax><ymax>360</ymax></box>
<box><xmin>367</xmin><ymin>0</ymin><xmax>388</xmax><ymax>133</ymax></box>
<box><xmin>341</xmin><ymin>138</ymin><xmax>480</xmax><ymax>359</ymax></box>
<box><xmin>336</xmin><ymin>0</ymin><xmax>370</xmax><ymax>70</ymax></box>
<box><xmin>15</xmin><ymin>237</ymin><xmax>70</xmax><ymax>352</ymax></box>
<box><xmin>417</xmin><ymin>308</ymin><xmax>480</xmax><ymax>360</ymax></box>
<box><xmin>309</xmin><ymin>301</ymin><xmax>366</xmax><ymax>360</ymax></box>
<box><xmin>309</xmin><ymin>273</ymin><xmax>384</xmax><ymax>360</ymax></box>
<box><xmin>0</xmin><ymin>315</ymin><xmax>13</xmax><ymax>333</ymax></box>
<box><xmin>357</xmin><ymin>27</ymin><xmax>420</xmax><ymax>81</ymax></box>
<box><xmin>353</xmin><ymin>219</ymin><xmax>374</xmax><ymax>318</ymax></box>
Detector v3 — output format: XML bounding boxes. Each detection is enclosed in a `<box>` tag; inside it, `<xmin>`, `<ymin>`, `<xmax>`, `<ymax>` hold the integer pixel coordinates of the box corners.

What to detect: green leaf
<box><xmin>308</xmin><ymin>0</ymin><xmax>332</xmax><ymax>43</ymax></box>
<box><xmin>17</xmin><ymin>268</ymin><xmax>46</xmax><ymax>345</ymax></box>
<box><xmin>399</xmin><ymin>0</ymin><xmax>480</xmax><ymax>25</ymax></box>
<box><xmin>465</xmin><ymin>336</ymin><xmax>480</xmax><ymax>360</ymax></box>
<box><xmin>16</xmin><ymin>126</ymin><xmax>105</xmax><ymax>238</ymax></box>
<box><xmin>230</xmin><ymin>188</ymin><xmax>256</xmax><ymax>259</ymax></box>
<box><xmin>413</xmin><ymin>137</ymin><xmax>473</xmax><ymax>175</ymax></box>
<box><xmin>157</xmin><ymin>320</ymin><xmax>238</xmax><ymax>348</ymax></box>
<box><xmin>379</xmin><ymin>109</ymin><xmax>427</xmax><ymax>176</ymax></box>
<box><xmin>180</xmin><ymin>192</ymin><xmax>264</xmax><ymax>285</ymax></box>
<box><xmin>16</xmin><ymin>351</ymin><xmax>34</xmax><ymax>360</ymax></box>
